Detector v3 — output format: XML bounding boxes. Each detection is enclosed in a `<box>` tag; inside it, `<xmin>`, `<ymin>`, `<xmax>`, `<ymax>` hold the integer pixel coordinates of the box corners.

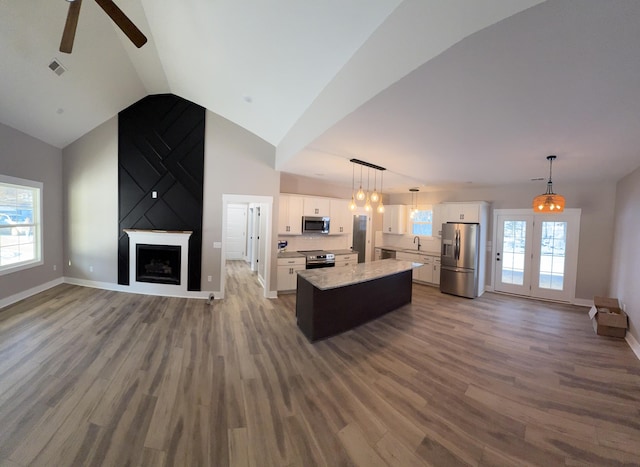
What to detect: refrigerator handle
<box><xmin>455</xmin><ymin>229</ymin><xmax>460</xmax><ymax>260</ymax></box>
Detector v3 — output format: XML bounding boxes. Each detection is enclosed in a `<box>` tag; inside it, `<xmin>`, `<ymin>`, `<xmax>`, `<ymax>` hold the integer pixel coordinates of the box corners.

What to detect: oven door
<box><xmin>306</xmin><ymin>261</ymin><xmax>335</xmax><ymax>270</ymax></box>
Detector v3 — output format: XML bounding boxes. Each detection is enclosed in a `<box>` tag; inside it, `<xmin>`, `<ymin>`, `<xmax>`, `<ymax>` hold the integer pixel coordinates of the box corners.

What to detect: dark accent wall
<box><xmin>117</xmin><ymin>94</ymin><xmax>205</xmax><ymax>291</ymax></box>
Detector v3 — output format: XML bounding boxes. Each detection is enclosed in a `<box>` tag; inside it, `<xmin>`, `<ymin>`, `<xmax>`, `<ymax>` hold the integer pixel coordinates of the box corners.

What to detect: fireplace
<box><xmin>136</xmin><ymin>244</ymin><xmax>181</xmax><ymax>285</ymax></box>
<box><xmin>124</xmin><ymin>229</ymin><xmax>192</xmax><ymax>297</ymax></box>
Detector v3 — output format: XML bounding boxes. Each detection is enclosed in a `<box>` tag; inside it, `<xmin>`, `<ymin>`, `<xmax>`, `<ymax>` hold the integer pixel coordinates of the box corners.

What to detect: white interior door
<box><xmin>494</xmin><ymin>209</ymin><xmax>580</xmax><ymax>302</ymax></box>
<box><xmin>226</xmin><ymin>204</ymin><xmax>247</xmax><ymax>260</ymax></box>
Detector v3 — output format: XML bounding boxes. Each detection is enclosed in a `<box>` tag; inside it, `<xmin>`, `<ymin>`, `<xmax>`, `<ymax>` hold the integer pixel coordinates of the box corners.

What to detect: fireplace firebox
<box><xmin>136</xmin><ymin>244</ymin><xmax>181</xmax><ymax>285</ymax></box>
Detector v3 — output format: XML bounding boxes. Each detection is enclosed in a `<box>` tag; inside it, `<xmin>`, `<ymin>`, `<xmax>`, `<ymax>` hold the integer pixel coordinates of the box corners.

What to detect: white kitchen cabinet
<box><xmin>334</xmin><ymin>253</ymin><xmax>357</xmax><ymax>268</ymax></box>
<box><xmin>329</xmin><ymin>199</ymin><xmax>352</xmax><ymax>235</ymax></box>
<box><xmin>277</xmin><ymin>257</ymin><xmax>306</xmax><ymax>291</ymax></box>
<box><xmin>303</xmin><ymin>197</ymin><xmax>330</xmax><ymax>217</ymax></box>
<box><xmin>432</xmin><ymin>257</ymin><xmax>441</xmax><ymax>286</ymax></box>
<box><xmin>382</xmin><ymin>205</ymin><xmax>407</xmax><ymax>234</ymax></box>
<box><xmin>397</xmin><ymin>251</ymin><xmax>441</xmax><ymax>285</ymax></box>
<box><xmin>432</xmin><ymin>204</ymin><xmax>444</xmax><ymax>237</ymax></box>
<box><xmin>278</xmin><ymin>195</ymin><xmax>304</xmax><ymax>235</ymax></box>
<box><xmin>442</xmin><ymin>202</ymin><xmax>485</xmax><ymax>223</ymax></box>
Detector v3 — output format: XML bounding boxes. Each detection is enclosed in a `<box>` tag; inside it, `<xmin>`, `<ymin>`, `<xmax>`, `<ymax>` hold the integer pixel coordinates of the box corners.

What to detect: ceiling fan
<box><xmin>60</xmin><ymin>0</ymin><xmax>147</xmax><ymax>53</ymax></box>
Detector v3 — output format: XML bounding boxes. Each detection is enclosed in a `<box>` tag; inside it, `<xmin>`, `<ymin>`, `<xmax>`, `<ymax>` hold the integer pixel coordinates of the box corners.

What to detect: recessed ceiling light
<box><xmin>56</xmin><ymin>108</ymin><xmax>64</xmax><ymax>114</ymax></box>
<box><xmin>242</xmin><ymin>95</ymin><xmax>253</xmax><ymax>103</ymax></box>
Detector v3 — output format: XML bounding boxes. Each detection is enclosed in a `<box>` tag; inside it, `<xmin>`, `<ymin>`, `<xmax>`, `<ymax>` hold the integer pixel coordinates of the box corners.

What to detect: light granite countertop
<box><xmin>378</xmin><ymin>246</ymin><xmax>439</xmax><ymax>256</ymax></box>
<box><xmin>297</xmin><ymin>258</ymin><xmax>422</xmax><ymax>291</ymax></box>
<box><xmin>277</xmin><ymin>251</ymin><xmax>306</xmax><ymax>259</ymax></box>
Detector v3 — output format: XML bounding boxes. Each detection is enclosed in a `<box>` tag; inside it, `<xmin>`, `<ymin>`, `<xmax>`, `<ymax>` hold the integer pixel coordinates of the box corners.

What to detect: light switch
<box><xmin>152</xmin><ymin>191</ymin><xmax>158</xmax><ymax>199</ymax></box>
<box><xmin>213</xmin><ymin>242</ymin><xmax>222</xmax><ymax>249</ymax></box>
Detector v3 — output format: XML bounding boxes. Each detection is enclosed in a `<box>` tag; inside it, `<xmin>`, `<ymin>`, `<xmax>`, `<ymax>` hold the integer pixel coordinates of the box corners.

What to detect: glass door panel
<box><xmin>495</xmin><ymin>215</ymin><xmax>533</xmax><ymax>296</ymax></box>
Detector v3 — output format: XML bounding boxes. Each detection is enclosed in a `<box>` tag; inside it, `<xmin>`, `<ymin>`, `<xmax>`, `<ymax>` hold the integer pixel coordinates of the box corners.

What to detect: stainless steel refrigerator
<box><xmin>440</xmin><ymin>223</ymin><xmax>480</xmax><ymax>298</ymax></box>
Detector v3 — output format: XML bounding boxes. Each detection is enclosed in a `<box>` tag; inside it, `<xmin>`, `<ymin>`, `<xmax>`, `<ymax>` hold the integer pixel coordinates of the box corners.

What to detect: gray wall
<box><xmin>63</xmin><ymin>117</ymin><xmax>119</xmax><ymax>283</ymax></box>
<box><xmin>0</xmin><ymin>123</ymin><xmax>63</xmax><ymax>299</ymax></box>
<box><xmin>62</xmin><ymin>109</ymin><xmax>279</xmax><ymax>296</ymax></box>
<box><xmin>202</xmin><ymin>112</ymin><xmax>279</xmax><ymax>293</ymax></box>
<box><xmin>388</xmin><ymin>181</ymin><xmax>617</xmax><ymax>301</ymax></box>
<box><xmin>610</xmin><ymin>164</ymin><xmax>640</xmax><ymax>343</ymax></box>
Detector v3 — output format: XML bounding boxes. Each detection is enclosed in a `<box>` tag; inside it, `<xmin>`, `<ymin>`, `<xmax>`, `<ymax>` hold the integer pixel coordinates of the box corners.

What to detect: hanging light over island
<box><xmin>349</xmin><ymin>158</ymin><xmax>385</xmax><ymax>213</ymax></box>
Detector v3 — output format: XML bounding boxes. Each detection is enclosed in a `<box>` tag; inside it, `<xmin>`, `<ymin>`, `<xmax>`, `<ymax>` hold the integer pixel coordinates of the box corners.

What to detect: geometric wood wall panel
<box><xmin>118</xmin><ymin>94</ymin><xmax>205</xmax><ymax>290</ymax></box>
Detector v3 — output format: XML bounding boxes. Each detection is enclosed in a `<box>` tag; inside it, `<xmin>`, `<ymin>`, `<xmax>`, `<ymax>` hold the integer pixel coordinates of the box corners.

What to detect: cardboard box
<box><xmin>589</xmin><ymin>296</ymin><xmax>628</xmax><ymax>338</ymax></box>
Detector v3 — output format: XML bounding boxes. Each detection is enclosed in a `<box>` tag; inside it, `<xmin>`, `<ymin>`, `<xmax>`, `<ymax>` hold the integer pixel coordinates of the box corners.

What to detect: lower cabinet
<box><xmin>396</xmin><ymin>251</ymin><xmax>440</xmax><ymax>285</ymax></box>
<box><xmin>277</xmin><ymin>257</ymin><xmax>306</xmax><ymax>291</ymax></box>
<box><xmin>334</xmin><ymin>253</ymin><xmax>357</xmax><ymax>268</ymax></box>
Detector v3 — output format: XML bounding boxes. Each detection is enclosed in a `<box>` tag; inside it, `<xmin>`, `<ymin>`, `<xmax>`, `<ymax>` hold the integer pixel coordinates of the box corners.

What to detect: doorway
<box><xmin>492</xmin><ymin>209</ymin><xmax>581</xmax><ymax>302</ymax></box>
<box><xmin>221</xmin><ymin>194</ymin><xmax>273</xmax><ymax>299</ymax></box>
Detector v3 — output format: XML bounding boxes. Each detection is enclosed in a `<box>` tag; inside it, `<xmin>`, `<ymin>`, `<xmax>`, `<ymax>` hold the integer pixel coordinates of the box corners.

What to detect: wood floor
<box><xmin>1</xmin><ymin>261</ymin><xmax>639</xmax><ymax>466</ymax></box>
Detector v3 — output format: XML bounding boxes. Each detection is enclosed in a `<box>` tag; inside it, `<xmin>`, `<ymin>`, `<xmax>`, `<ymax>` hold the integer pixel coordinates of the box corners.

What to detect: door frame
<box><xmin>491</xmin><ymin>208</ymin><xmax>581</xmax><ymax>303</ymax></box>
<box><xmin>221</xmin><ymin>194</ymin><xmax>273</xmax><ymax>299</ymax></box>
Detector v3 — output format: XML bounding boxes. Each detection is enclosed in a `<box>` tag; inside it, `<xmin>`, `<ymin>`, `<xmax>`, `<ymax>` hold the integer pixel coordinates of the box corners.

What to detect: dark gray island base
<box><xmin>295</xmin><ymin>259</ymin><xmax>418</xmax><ymax>342</ymax></box>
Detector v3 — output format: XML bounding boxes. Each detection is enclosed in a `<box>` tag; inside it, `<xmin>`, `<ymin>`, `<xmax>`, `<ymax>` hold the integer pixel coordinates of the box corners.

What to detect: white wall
<box><xmin>610</xmin><ymin>164</ymin><xmax>640</xmax><ymax>343</ymax></box>
<box><xmin>0</xmin><ymin>123</ymin><xmax>63</xmax><ymax>300</ymax></box>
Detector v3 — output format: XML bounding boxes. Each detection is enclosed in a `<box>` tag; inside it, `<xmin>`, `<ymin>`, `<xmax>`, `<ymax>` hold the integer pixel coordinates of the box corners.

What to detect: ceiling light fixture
<box><xmin>409</xmin><ymin>188</ymin><xmax>419</xmax><ymax>218</ymax></box>
<box><xmin>349</xmin><ymin>163</ymin><xmax>357</xmax><ymax>211</ymax></box>
<box><xmin>349</xmin><ymin>158</ymin><xmax>385</xmax><ymax>213</ymax></box>
<box><xmin>377</xmin><ymin>170</ymin><xmax>385</xmax><ymax>213</ymax></box>
<box><xmin>532</xmin><ymin>155</ymin><xmax>565</xmax><ymax>213</ymax></box>
<box><xmin>356</xmin><ymin>165</ymin><xmax>365</xmax><ymax>201</ymax></box>
<box><xmin>371</xmin><ymin>170</ymin><xmax>379</xmax><ymax>203</ymax></box>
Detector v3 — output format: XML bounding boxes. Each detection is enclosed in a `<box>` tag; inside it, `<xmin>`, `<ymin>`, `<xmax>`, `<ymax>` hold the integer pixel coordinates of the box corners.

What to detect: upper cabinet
<box><xmin>329</xmin><ymin>199</ymin><xmax>352</xmax><ymax>235</ymax></box>
<box><xmin>278</xmin><ymin>194</ymin><xmax>304</xmax><ymax>235</ymax></box>
<box><xmin>443</xmin><ymin>203</ymin><xmax>481</xmax><ymax>223</ymax></box>
<box><xmin>303</xmin><ymin>197</ymin><xmax>330</xmax><ymax>217</ymax></box>
<box><xmin>382</xmin><ymin>205</ymin><xmax>407</xmax><ymax>234</ymax></box>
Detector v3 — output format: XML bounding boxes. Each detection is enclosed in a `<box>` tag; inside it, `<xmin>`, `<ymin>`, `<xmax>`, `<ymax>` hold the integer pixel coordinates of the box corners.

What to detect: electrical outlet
<box><xmin>89</xmin><ymin>265</ymin><xmax>93</xmax><ymax>272</ymax></box>
<box><xmin>53</xmin><ymin>264</ymin><xmax>57</xmax><ymax>271</ymax></box>
<box><xmin>207</xmin><ymin>275</ymin><xmax>212</xmax><ymax>282</ymax></box>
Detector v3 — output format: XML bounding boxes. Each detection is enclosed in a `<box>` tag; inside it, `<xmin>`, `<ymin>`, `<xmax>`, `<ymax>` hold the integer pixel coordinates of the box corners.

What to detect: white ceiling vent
<box><xmin>48</xmin><ymin>59</ymin><xmax>66</xmax><ymax>76</ymax></box>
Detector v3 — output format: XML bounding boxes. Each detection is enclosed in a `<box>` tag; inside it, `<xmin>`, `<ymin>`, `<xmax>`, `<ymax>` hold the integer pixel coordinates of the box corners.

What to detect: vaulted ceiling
<box><xmin>1</xmin><ymin>0</ymin><xmax>639</xmax><ymax>193</ymax></box>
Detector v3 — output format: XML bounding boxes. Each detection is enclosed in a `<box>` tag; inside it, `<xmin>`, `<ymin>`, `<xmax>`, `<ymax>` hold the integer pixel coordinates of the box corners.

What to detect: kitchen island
<box><xmin>295</xmin><ymin>259</ymin><xmax>419</xmax><ymax>341</ymax></box>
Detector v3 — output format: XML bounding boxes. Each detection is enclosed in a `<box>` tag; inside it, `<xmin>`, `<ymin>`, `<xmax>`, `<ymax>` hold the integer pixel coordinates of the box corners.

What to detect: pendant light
<box><xmin>532</xmin><ymin>155</ymin><xmax>565</xmax><ymax>213</ymax></box>
<box><xmin>370</xmin><ymin>170</ymin><xmax>379</xmax><ymax>203</ymax></box>
<box><xmin>377</xmin><ymin>170</ymin><xmax>385</xmax><ymax>213</ymax></box>
<box><xmin>364</xmin><ymin>168</ymin><xmax>372</xmax><ymax>211</ymax></box>
<box><xmin>409</xmin><ymin>188</ymin><xmax>419</xmax><ymax>218</ymax></box>
<box><xmin>348</xmin><ymin>158</ymin><xmax>386</xmax><ymax>212</ymax></box>
<box><xmin>349</xmin><ymin>163</ymin><xmax>357</xmax><ymax>211</ymax></box>
<box><xmin>356</xmin><ymin>165</ymin><xmax>365</xmax><ymax>201</ymax></box>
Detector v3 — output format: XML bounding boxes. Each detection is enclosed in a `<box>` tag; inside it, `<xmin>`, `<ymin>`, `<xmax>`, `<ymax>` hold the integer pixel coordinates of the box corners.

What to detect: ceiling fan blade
<box><xmin>94</xmin><ymin>0</ymin><xmax>147</xmax><ymax>48</ymax></box>
<box><xmin>59</xmin><ymin>0</ymin><xmax>83</xmax><ymax>54</ymax></box>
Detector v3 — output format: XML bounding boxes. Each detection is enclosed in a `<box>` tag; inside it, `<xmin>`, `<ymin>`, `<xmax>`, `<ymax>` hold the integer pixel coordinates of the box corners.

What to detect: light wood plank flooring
<box><xmin>1</xmin><ymin>260</ymin><xmax>639</xmax><ymax>466</ymax></box>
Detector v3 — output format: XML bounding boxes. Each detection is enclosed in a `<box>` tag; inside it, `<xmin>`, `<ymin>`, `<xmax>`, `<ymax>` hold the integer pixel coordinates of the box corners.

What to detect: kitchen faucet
<box><xmin>413</xmin><ymin>236</ymin><xmax>421</xmax><ymax>251</ymax></box>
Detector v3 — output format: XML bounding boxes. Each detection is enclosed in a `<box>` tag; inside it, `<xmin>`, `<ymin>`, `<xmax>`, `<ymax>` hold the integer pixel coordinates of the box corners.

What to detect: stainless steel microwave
<box><xmin>302</xmin><ymin>216</ymin><xmax>330</xmax><ymax>234</ymax></box>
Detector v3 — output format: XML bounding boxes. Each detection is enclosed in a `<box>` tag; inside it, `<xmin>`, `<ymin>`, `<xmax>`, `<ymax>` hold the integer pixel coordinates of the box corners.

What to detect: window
<box><xmin>0</xmin><ymin>175</ymin><xmax>43</xmax><ymax>274</ymax></box>
<box><xmin>411</xmin><ymin>207</ymin><xmax>433</xmax><ymax>236</ymax></box>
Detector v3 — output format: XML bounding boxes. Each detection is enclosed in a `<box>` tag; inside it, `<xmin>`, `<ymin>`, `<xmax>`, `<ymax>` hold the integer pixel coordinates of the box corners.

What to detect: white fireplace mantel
<box><xmin>124</xmin><ymin>229</ymin><xmax>192</xmax><ymax>297</ymax></box>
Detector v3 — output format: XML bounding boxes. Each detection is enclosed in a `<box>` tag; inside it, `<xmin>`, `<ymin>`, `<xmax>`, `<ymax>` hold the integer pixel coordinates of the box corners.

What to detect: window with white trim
<box><xmin>0</xmin><ymin>175</ymin><xmax>43</xmax><ymax>274</ymax></box>
<box><xmin>410</xmin><ymin>207</ymin><xmax>433</xmax><ymax>236</ymax></box>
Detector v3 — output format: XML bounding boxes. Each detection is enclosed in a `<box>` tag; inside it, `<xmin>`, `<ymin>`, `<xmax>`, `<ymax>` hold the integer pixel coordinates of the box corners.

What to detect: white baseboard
<box><xmin>266</xmin><ymin>290</ymin><xmax>278</xmax><ymax>299</ymax></box>
<box><xmin>572</xmin><ymin>297</ymin><xmax>593</xmax><ymax>307</ymax></box>
<box><xmin>0</xmin><ymin>277</ymin><xmax>64</xmax><ymax>310</ymax></box>
<box><xmin>626</xmin><ymin>332</ymin><xmax>640</xmax><ymax>361</ymax></box>
<box><xmin>63</xmin><ymin>277</ymin><xmax>211</xmax><ymax>300</ymax></box>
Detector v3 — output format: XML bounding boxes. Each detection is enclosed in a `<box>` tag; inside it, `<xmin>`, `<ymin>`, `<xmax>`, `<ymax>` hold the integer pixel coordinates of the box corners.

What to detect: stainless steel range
<box><xmin>298</xmin><ymin>250</ymin><xmax>335</xmax><ymax>269</ymax></box>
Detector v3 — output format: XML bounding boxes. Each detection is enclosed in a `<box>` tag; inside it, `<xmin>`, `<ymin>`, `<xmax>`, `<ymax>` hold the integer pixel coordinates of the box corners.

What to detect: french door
<box><xmin>493</xmin><ymin>209</ymin><xmax>580</xmax><ymax>302</ymax></box>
